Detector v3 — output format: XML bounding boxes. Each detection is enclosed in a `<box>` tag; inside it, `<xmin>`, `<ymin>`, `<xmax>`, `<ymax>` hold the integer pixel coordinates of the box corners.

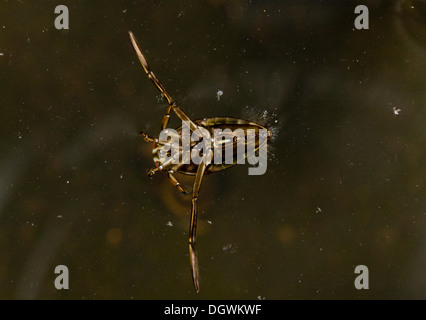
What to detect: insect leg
<box><xmin>165</xmin><ymin>103</ymin><xmax>199</xmax><ymax>132</ymax></box>
<box><xmin>189</xmin><ymin>243</ymin><xmax>199</xmax><ymax>293</ymax></box>
<box><xmin>167</xmin><ymin>170</ymin><xmax>189</xmax><ymax>195</ymax></box>
<box><xmin>140</xmin><ymin>131</ymin><xmax>156</xmax><ymax>143</ymax></box>
<box><xmin>189</xmin><ymin>160</ymin><xmax>207</xmax><ymax>246</ymax></box>
<box><xmin>129</xmin><ymin>31</ymin><xmax>174</xmax><ymax>105</ymax></box>
<box><xmin>147</xmin><ymin>166</ymin><xmax>162</xmax><ymax>176</ymax></box>
<box><xmin>129</xmin><ymin>32</ymin><xmax>199</xmax><ymax>132</ymax></box>
<box><xmin>188</xmin><ymin>150</ymin><xmax>213</xmax><ymax>293</ymax></box>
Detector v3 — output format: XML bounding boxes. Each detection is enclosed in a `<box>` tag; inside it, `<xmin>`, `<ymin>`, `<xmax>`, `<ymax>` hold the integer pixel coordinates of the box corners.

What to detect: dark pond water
<box><xmin>1</xmin><ymin>0</ymin><xmax>425</xmax><ymax>299</ymax></box>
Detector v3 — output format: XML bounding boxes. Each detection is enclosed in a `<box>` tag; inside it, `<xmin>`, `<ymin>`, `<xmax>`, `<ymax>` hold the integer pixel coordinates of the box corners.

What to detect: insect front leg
<box><xmin>140</xmin><ymin>131</ymin><xmax>156</xmax><ymax>143</ymax></box>
<box><xmin>147</xmin><ymin>166</ymin><xmax>162</xmax><ymax>176</ymax></box>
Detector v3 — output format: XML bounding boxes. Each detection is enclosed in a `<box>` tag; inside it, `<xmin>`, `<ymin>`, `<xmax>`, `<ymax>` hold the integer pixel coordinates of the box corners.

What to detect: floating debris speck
<box><xmin>216</xmin><ymin>90</ymin><xmax>223</xmax><ymax>101</ymax></box>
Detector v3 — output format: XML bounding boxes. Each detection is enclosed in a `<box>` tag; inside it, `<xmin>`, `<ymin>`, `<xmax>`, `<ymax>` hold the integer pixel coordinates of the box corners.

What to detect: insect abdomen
<box><xmin>174</xmin><ymin>117</ymin><xmax>270</xmax><ymax>175</ymax></box>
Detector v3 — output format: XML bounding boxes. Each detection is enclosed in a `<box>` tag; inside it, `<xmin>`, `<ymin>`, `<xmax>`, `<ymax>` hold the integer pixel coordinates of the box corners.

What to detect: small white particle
<box><xmin>166</xmin><ymin>221</ymin><xmax>173</xmax><ymax>227</ymax></box>
<box><xmin>223</xmin><ymin>243</ymin><xmax>232</xmax><ymax>251</ymax></box>
<box><xmin>222</xmin><ymin>243</ymin><xmax>238</xmax><ymax>253</ymax></box>
<box><xmin>216</xmin><ymin>90</ymin><xmax>223</xmax><ymax>101</ymax></box>
<box><xmin>393</xmin><ymin>107</ymin><xmax>401</xmax><ymax>115</ymax></box>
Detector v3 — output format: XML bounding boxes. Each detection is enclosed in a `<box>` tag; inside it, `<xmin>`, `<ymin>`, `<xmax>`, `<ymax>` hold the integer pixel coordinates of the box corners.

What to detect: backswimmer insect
<box><xmin>129</xmin><ymin>31</ymin><xmax>272</xmax><ymax>292</ymax></box>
